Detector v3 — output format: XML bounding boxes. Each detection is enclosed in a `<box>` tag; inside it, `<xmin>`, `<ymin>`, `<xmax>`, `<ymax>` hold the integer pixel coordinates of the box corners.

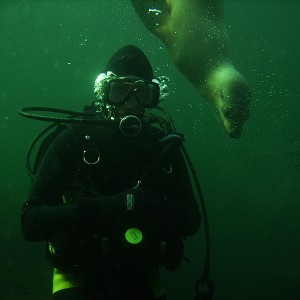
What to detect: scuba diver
<box><xmin>20</xmin><ymin>45</ymin><xmax>205</xmax><ymax>300</ymax></box>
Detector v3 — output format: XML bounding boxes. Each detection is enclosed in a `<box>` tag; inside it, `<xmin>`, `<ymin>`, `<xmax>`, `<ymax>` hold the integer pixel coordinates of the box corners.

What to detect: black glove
<box><xmin>78</xmin><ymin>187</ymin><xmax>168</xmax><ymax>233</ymax></box>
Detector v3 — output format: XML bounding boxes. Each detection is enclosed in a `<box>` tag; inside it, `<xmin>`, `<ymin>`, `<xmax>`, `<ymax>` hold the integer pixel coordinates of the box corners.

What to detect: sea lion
<box><xmin>131</xmin><ymin>0</ymin><xmax>251</xmax><ymax>137</ymax></box>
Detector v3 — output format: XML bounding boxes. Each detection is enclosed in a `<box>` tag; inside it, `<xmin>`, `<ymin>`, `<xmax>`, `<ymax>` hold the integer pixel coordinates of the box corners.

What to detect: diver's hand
<box><xmin>129</xmin><ymin>187</ymin><xmax>168</xmax><ymax>217</ymax></box>
<box><xmin>78</xmin><ymin>188</ymin><xmax>168</xmax><ymax>230</ymax></box>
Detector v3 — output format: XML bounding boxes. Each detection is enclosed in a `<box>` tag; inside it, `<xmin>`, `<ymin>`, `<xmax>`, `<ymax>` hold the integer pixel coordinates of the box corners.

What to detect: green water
<box><xmin>0</xmin><ymin>1</ymin><xmax>299</xmax><ymax>299</ymax></box>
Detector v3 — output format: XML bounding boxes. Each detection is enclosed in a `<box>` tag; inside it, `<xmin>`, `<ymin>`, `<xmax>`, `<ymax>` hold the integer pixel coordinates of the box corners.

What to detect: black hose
<box><xmin>180</xmin><ymin>145</ymin><xmax>215</xmax><ymax>300</ymax></box>
<box><xmin>18</xmin><ymin>106</ymin><xmax>112</xmax><ymax>125</ymax></box>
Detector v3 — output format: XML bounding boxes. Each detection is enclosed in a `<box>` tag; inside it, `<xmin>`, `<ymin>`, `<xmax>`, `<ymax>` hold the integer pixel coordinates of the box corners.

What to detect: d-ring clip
<box><xmin>83</xmin><ymin>149</ymin><xmax>100</xmax><ymax>165</ymax></box>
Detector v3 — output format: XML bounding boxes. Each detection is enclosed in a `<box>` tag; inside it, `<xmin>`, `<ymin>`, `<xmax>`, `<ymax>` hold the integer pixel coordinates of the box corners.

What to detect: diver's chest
<box><xmin>76</xmin><ymin>133</ymin><xmax>161</xmax><ymax>189</ymax></box>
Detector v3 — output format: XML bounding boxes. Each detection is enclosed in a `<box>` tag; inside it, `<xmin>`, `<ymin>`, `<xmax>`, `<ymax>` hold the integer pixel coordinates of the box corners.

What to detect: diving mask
<box><xmin>103</xmin><ymin>78</ymin><xmax>160</xmax><ymax>108</ymax></box>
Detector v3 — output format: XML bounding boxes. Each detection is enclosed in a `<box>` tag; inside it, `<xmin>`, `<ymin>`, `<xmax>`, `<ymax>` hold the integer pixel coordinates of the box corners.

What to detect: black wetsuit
<box><xmin>21</xmin><ymin>122</ymin><xmax>201</xmax><ymax>300</ymax></box>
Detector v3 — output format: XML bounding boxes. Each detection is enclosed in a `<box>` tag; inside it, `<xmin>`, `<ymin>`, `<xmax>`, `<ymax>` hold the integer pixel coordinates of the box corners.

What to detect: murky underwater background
<box><xmin>0</xmin><ymin>0</ymin><xmax>299</xmax><ymax>299</ymax></box>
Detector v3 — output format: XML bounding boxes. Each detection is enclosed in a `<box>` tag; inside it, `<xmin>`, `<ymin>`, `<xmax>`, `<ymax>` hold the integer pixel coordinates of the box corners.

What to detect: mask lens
<box><xmin>106</xmin><ymin>79</ymin><xmax>159</xmax><ymax>107</ymax></box>
<box><xmin>137</xmin><ymin>82</ymin><xmax>159</xmax><ymax>107</ymax></box>
<box><xmin>107</xmin><ymin>81</ymin><xmax>132</xmax><ymax>105</ymax></box>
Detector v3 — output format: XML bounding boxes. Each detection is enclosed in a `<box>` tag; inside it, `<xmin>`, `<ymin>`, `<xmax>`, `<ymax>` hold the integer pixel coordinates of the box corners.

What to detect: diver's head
<box><xmin>94</xmin><ymin>45</ymin><xmax>160</xmax><ymax>120</ymax></box>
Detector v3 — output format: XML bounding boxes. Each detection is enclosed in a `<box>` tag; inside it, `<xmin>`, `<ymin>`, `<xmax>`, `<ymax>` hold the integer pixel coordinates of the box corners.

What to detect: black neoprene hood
<box><xmin>105</xmin><ymin>45</ymin><xmax>154</xmax><ymax>81</ymax></box>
